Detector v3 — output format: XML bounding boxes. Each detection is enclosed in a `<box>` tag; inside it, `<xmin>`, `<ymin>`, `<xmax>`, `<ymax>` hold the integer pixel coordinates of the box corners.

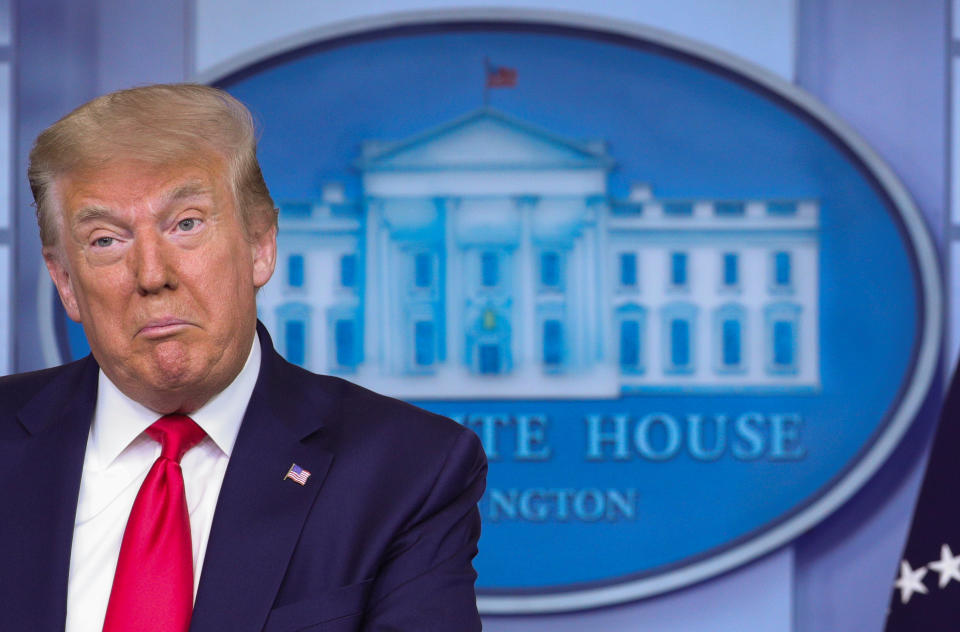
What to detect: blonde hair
<box><xmin>28</xmin><ymin>83</ymin><xmax>277</xmax><ymax>247</ymax></box>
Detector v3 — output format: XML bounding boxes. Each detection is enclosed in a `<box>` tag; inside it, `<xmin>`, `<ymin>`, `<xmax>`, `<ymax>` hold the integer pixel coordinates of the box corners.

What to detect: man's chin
<box><xmin>126</xmin><ymin>343</ymin><xmax>212</xmax><ymax>397</ymax></box>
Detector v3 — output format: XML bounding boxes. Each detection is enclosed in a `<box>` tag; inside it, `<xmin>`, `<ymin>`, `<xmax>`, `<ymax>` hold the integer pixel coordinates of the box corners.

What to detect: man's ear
<box><xmin>251</xmin><ymin>223</ymin><xmax>277</xmax><ymax>289</ymax></box>
<box><xmin>43</xmin><ymin>247</ymin><xmax>81</xmax><ymax>322</ymax></box>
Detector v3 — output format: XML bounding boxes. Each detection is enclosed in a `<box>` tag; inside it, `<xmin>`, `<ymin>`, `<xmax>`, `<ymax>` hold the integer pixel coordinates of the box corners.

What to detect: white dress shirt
<box><xmin>65</xmin><ymin>336</ymin><xmax>261</xmax><ymax>632</ymax></box>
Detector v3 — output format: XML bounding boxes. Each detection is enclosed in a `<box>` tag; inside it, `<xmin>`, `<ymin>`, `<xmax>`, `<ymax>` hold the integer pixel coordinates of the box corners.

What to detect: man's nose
<box><xmin>132</xmin><ymin>233</ymin><xmax>177</xmax><ymax>295</ymax></box>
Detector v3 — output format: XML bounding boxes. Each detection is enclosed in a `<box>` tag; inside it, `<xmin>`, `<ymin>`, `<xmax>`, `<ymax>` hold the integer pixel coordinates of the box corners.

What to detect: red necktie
<box><xmin>103</xmin><ymin>415</ymin><xmax>206</xmax><ymax>632</ymax></box>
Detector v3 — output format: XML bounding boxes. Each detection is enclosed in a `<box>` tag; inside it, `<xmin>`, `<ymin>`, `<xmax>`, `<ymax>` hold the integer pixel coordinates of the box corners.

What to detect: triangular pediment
<box><xmin>356</xmin><ymin>108</ymin><xmax>614</xmax><ymax>171</ymax></box>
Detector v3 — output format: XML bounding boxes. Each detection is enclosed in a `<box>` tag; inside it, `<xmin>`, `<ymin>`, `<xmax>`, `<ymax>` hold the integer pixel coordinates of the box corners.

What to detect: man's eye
<box><xmin>177</xmin><ymin>218</ymin><xmax>200</xmax><ymax>232</ymax></box>
<box><xmin>93</xmin><ymin>236</ymin><xmax>114</xmax><ymax>248</ymax></box>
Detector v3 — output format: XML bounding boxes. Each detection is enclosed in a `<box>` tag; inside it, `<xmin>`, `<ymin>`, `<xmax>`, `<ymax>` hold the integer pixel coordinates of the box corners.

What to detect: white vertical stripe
<box><xmin>0</xmin><ymin>63</ymin><xmax>9</xmax><ymax>229</ymax></box>
<box><xmin>954</xmin><ymin>0</ymin><xmax>960</xmax><ymax>40</ymax></box>
<box><xmin>0</xmin><ymin>0</ymin><xmax>10</xmax><ymax>47</ymax></box>
<box><xmin>0</xmin><ymin>244</ymin><xmax>9</xmax><ymax>375</ymax></box>
<box><xmin>953</xmin><ymin>58</ymin><xmax>960</xmax><ymax>225</ymax></box>
<box><xmin>951</xmin><ymin>243</ymin><xmax>960</xmax><ymax>373</ymax></box>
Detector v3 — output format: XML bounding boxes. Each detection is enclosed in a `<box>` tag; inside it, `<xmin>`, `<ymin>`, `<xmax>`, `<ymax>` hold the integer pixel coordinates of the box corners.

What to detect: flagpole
<box><xmin>483</xmin><ymin>57</ymin><xmax>489</xmax><ymax>107</ymax></box>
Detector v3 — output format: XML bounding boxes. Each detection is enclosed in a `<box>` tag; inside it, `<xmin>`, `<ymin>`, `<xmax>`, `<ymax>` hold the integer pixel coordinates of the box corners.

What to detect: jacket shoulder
<box><xmin>266</xmin><ymin>361</ymin><xmax>482</xmax><ymax>474</ymax></box>
<box><xmin>315</xmin><ymin>373</ymin><xmax>472</xmax><ymax>446</ymax></box>
<box><xmin>0</xmin><ymin>359</ymin><xmax>88</xmax><ymax>411</ymax></box>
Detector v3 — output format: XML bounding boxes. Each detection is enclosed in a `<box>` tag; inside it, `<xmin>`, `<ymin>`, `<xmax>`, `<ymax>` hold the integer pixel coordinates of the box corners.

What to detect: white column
<box><xmin>569</xmin><ymin>234</ymin><xmax>584</xmax><ymax>370</ymax></box>
<box><xmin>443</xmin><ymin>198</ymin><xmax>462</xmax><ymax>371</ymax></box>
<box><xmin>518</xmin><ymin>197</ymin><xmax>537</xmax><ymax>371</ymax></box>
<box><xmin>363</xmin><ymin>201</ymin><xmax>382</xmax><ymax>374</ymax></box>
<box><xmin>379</xmin><ymin>218</ymin><xmax>396</xmax><ymax>375</ymax></box>
<box><xmin>582</xmin><ymin>216</ymin><xmax>599</xmax><ymax>366</ymax></box>
<box><xmin>593</xmin><ymin>201</ymin><xmax>610</xmax><ymax>365</ymax></box>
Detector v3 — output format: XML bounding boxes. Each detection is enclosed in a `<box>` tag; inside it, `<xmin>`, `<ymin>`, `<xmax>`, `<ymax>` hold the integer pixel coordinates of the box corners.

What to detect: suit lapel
<box><xmin>0</xmin><ymin>357</ymin><xmax>97</xmax><ymax>629</ymax></box>
<box><xmin>191</xmin><ymin>328</ymin><xmax>337</xmax><ymax>632</ymax></box>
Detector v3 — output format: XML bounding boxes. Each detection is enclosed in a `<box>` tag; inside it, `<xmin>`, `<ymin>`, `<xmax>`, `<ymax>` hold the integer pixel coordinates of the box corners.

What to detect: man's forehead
<box><xmin>59</xmin><ymin>159</ymin><xmax>227</xmax><ymax>210</ymax></box>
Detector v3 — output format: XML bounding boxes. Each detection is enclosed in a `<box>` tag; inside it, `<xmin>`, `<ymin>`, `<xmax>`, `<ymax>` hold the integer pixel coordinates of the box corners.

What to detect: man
<box><xmin>0</xmin><ymin>84</ymin><xmax>487</xmax><ymax>631</ymax></box>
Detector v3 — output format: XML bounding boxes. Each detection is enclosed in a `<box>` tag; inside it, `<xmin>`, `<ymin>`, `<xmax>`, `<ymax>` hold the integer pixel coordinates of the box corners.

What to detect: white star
<box><xmin>928</xmin><ymin>544</ymin><xmax>960</xmax><ymax>588</ymax></box>
<box><xmin>895</xmin><ymin>559</ymin><xmax>929</xmax><ymax>604</ymax></box>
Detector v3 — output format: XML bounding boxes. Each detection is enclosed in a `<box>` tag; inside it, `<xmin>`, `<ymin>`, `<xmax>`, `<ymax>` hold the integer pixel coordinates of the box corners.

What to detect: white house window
<box><xmin>340</xmin><ymin>254</ymin><xmax>357</xmax><ymax>288</ymax></box>
<box><xmin>481</xmin><ymin>251</ymin><xmax>499</xmax><ymax>287</ymax></box>
<box><xmin>468</xmin><ymin>306</ymin><xmax>512</xmax><ymax>376</ymax></box>
<box><xmin>767</xmin><ymin>201</ymin><xmax>797</xmax><ymax>216</ymax></box>
<box><xmin>479</xmin><ymin>343</ymin><xmax>500</xmax><ymax>374</ymax></box>
<box><xmin>414</xmin><ymin>252</ymin><xmax>433</xmax><ymax>288</ymax></box>
<box><xmin>280</xmin><ymin>202</ymin><xmax>311</xmax><ymax>219</ymax></box>
<box><xmin>765</xmin><ymin>302</ymin><xmax>801</xmax><ymax>374</ymax></box>
<box><xmin>288</xmin><ymin>254</ymin><xmax>305</xmax><ymax>288</ymax></box>
<box><xmin>285</xmin><ymin>320</ymin><xmax>305</xmax><ymax>365</ymax></box>
<box><xmin>334</xmin><ymin>319</ymin><xmax>356</xmax><ymax>367</ymax></box>
<box><xmin>722</xmin><ymin>252</ymin><xmax>738</xmax><ymax>288</ymax></box>
<box><xmin>713</xmin><ymin>304</ymin><xmax>746</xmax><ymax>373</ymax></box>
<box><xmin>619</xmin><ymin>252</ymin><xmax>638</xmax><ymax>288</ymax></box>
<box><xmin>670</xmin><ymin>252</ymin><xmax>688</xmax><ymax>287</ymax></box>
<box><xmin>715</xmin><ymin>201</ymin><xmax>745</xmax><ymax>216</ymax></box>
<box><xmin>414</xmin><ymin>320</ymin><xmax>436</xmax><ymax>366</ymax></box>
<box><xmin>663</xmin><ymin>201</ymin><xmax>693</xmax><ymax>216</ymax></box>
<box><xmin>543</xmin><ymin>319</ymin><xmax>564</xmax><ymax>368</ymax></box>
<box><xmin>662</xmin><ymin>302</ymin><xmax>698</xmax><ymax>374</ymax></box>
<box><xmin>772</xmin><ymin>251</ymin><xmax>792</xmax><ymax>289</ymax></box>
<box><xmin>616</xmin><ymin>305</ymin><xmax>647</xmax><ymax>374</ymax></box>
<box><xmin>277</xmin><ymin>302</ymin><xmax>312</xmax><ymax>368</ymax></box>
<box><xmin>540</xmin><ymin>251</ymin><xmax>562</xmax><ymax>289</ymax></box>
<box><xmin>326</xmin><ymin>305</ymin><xmax>359</xmax><ymax>372</ymax></box>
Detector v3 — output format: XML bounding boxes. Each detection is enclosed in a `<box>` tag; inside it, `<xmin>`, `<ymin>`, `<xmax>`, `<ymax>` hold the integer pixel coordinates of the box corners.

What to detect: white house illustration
<box><xmin>256</xmin><ymin>108</ymin><xmax>820</xmax><ymax>399</ymax></box>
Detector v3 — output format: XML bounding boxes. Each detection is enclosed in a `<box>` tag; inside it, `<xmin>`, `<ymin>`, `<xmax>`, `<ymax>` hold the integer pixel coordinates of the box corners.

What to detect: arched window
<box><xmin>403</xmin><ymin>302</ymin><xmax>440</xmax><ymax>374</ymax></box>
<box><xmin>543</xmin><ymin>320</ymin><xmax>564</xmax><ymax>367</ymax></box>
<box><xmin>276</xmin><ymin>302</ymin><xmax>312</xmax><ymax>368</ymax></box>
<box><xmin>536</xmin><ymin>303</ymin><xmax>567</xmax><ymax>373</ymax></box>
<box><xmin>616</xmin><ymin>304</ymin><xmax>647</xmax><ymax>374</ymax></box>
<box><xmin>465</xmin><ymin>306</ymin><xmax>512</xmax><ymax>375</ymax></box>
<box><xmin>765</xmin><ymin>302</ymin><xmax>801</xmax><ymax>374</ymax></box>
<box><xmin>661</xmin><ymin>302</ymin><xmax>698</xmax><ymax>374</ymax></box>
<box><xmin>713</xmin><ymin>303</ymin><xmax>747</xmax><ymax>373</ymax></box>
<box><xmin>286</xmin><ymin>321</ymin><xmax>306</xmax><ymax>365</ymax></box>
<box><xmin>334</xmin><ymin>319</ymin><xmax>355</xmax><ymax>367</ymax></box>
<box><xmin>325</xmin><ymin>305</ymin><xmax>360</xmax><ymax>372</ymax></box>
<box><xmin>414</xmin><ymin>320</ymin><xmax>436</xmax><ymax>366</ymax></box>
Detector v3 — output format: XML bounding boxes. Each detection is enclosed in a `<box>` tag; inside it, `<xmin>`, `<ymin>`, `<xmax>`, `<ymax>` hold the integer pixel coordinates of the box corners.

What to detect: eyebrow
<box><xmin>163</xmin><ymin>181</ymin><xmax>214</xmax><ymax>203</ymax></box>
<box><xmin>72</xmin><ymin>205</ymin><xmax>116</xmax><ymax>227</ymax></box>
<box><xmin>71</xmin><ymin>180</ymin><xmax>215</xmax><ymax>227</ymax></box>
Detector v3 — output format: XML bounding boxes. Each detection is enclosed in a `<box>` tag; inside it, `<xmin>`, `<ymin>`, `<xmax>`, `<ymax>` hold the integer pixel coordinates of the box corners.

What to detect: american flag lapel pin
<box><xmin>284</xmin><ymin>463</ymin><xmax>311</xmax><ymax>486</ymax></box>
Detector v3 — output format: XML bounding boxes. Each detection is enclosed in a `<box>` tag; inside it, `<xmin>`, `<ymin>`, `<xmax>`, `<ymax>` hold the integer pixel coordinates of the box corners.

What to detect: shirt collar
<box><xmin>89</xmin><ymin>333</ymin><xmax>262</xmax><ymax>469</ymax></box>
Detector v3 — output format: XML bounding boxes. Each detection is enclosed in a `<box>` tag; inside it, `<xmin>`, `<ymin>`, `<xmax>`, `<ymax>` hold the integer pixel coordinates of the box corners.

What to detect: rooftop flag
<box><xmin>486</xmin><ymin>62</ymin><xmax>517</xmax><ymax>88</ymax></box>
<box><xmin>484</xmin><ymin>58</ymin><xmax>516</xmax><ymax>105</ymax></box>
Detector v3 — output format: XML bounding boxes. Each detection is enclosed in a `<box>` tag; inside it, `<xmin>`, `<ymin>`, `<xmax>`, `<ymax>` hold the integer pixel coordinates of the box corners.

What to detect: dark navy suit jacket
<box><xmin>0</xmin><ymin>325</ymin><xmax>487</xmax><ymax>631</ymax></box>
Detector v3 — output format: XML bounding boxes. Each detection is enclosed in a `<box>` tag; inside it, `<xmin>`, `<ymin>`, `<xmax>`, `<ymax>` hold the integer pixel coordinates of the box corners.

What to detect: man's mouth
<box><xmin>137</xmin><ymin>318</ymin><xmax>193</xmax><ymax>339</ymax></box>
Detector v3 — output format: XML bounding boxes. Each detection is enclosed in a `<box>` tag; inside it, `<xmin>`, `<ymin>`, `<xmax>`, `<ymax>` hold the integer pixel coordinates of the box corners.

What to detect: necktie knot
<box><xmin>146</xmin><ymin>414</ymin><xmax>205</xmax><ymax>463</ymax></box>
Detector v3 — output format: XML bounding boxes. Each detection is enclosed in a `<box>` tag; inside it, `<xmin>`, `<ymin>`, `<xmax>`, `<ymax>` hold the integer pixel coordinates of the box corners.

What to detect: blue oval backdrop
<box><xmin>53</xmin><ymin>18</ymin><xmax>941</xmax><ymax>613</ymax></box>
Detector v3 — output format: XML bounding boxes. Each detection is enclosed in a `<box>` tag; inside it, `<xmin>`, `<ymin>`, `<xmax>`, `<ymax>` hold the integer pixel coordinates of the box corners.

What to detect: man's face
<box><xmin>43</xmin><ymin>156</ymin><xmax>276</xmax><ymax>413</ymax></box>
